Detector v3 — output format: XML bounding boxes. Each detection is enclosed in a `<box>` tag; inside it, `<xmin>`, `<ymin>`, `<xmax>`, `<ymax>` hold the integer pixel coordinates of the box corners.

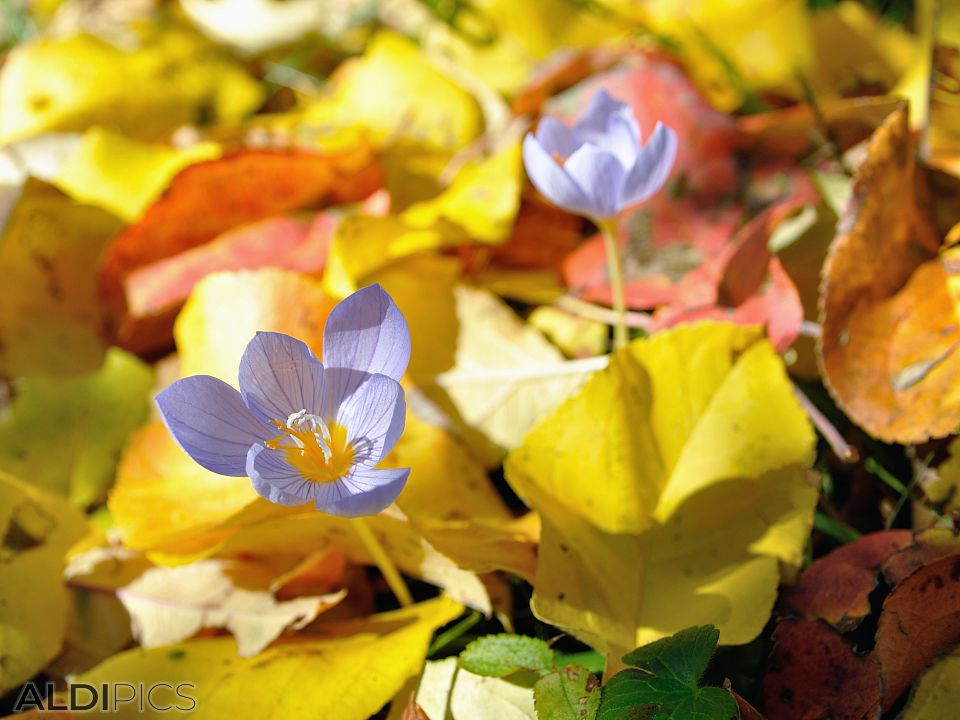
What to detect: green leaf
<box><xmin>0</xmin><ymin>348</ymin><xmax>153</xmax><ymax>507</ymax></box>
<box><xmin>534</xmin><ymin>664</ymin><xmax>601</xmax><ymax>720</ymax></box>
<box><xmin>597</xmin><ymin>626</ymin><xmax>738</xmax><ymax>720</ymax></box>
<box><xmin>460</xmin><ymin>634</ymin><xmax>554</xmax><ymax>678</ymax></box>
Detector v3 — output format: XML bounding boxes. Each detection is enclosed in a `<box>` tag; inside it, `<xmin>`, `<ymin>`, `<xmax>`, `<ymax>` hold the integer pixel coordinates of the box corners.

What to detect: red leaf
<box><xmin>763</xmin><ymin>619</ymin><xmax>881</xmax><ymax>720</ymax></box>
<box><xmin>781</xmin><ymin>530</ymin><xmax>912</xmax><ymax>628</ymax></box>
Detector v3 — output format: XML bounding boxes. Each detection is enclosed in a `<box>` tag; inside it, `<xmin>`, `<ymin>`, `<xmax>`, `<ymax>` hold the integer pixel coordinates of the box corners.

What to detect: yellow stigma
<box><xmin>265</xmin><ymin>411</ymin><xmax>354</xmax><ymax>484</ymax></box>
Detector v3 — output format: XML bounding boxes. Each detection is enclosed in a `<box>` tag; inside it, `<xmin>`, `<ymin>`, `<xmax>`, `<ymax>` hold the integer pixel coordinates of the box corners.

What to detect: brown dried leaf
<box><xmin>818</xmin><ymin>104</ymin><xmax>959</xmax><ymax>443</ymax></box>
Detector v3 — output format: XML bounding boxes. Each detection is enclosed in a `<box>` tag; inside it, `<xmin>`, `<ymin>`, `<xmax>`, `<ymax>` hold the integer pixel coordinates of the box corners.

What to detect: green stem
<box><xmin>599</xmin><ymin>220</ymin><xmax>629</xmax><ymax>350</ymax></box>
<box><xmin>351</xmin><ymin>517</ymin><xmax>413</xmax><ymax>607</ymax></box>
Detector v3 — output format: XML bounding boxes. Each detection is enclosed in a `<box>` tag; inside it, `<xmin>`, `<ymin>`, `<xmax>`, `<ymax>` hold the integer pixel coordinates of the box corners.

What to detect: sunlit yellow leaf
<box><xmin>73</xmin><ymin>597</ymin><xmax>463</xmax><ymax>720</ymax></box>
<box><xmin>642</xmin><ymin>0</ymin><xmax>813</xmax><ymax>110</ymax></box>
<box><xmin>0</xmin><ymin>471</ymin><xmax>87</xmax><ymax>693</ymax></box>
<box><xmin>54</xmin><ymin>127</ymin><xmax>220</xmax><ymax>222</ymax></box>
<box><xmin>0</xmin><ymin>26</ymin><xmax>262</xmax><ymax>143</ymax></box>
<box><xmin>505</xmin><ymin>323</ymin><xmax>817</xmax><ymax>651</ymax></box>
<box><xmin>426</xmin><ymin>286</ymin><xmax>606</xmax><ymax>458</ymax></box>
<box><xmin>401</xmin><ymin>140</ymin><xmax>522</xmax><ymax>245</ymax></box>
<box><xmin>175</xmin><ymin>269</ymin><xmax>336</xmax><ymax>382</ymax></box>
<box><xmin>302</xmin><ymin>31</ymin><xmax>483</xmax><ymax>151</ymax></box>
<box><xmin>0</xmin><ymin>179</ymin><xmax>123</xmax><ymax>376</ymax></box>
<box><xmin>0</xmin><ymin>348</ymin><xmax>152</xmax><ymax>507</ymax></box>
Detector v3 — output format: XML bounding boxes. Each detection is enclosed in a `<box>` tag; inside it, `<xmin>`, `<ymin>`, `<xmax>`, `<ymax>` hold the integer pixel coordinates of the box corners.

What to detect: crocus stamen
<box><xmin>266</xmin><ymin>411</ymin><xmax>355</xmax><ymax>484</ymax></box>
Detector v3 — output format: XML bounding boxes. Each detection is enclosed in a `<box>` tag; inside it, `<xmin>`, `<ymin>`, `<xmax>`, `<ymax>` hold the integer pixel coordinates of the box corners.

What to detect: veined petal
<box><xmin>322</xmin><ymin>284</ymin><xmax>410</xmax><ymax>381</ymax></box>
<box><xmin>535</xmin><ymin>117</ymin><xmax>583</xmax><ymax>158</ymax></box>
<box><xmin>246</xmin><ymin>444</ymin><xmax>312</xmax><ymax>506</ymax></box>
<box><xmin>563</xmin><ymin>144</ymin><xmax>628</xmax><ymax>220</ymax></box>
<box><xmin>239</xmin><ymin>331</ymin><xmax>325</xmax><ymax>423</ymax></box>
<box><xmin>522</xmin><ymin>133</ymin><xmax>593</xmax><ymax>217</ymax></box>
<box><xmin>622</xmin><ymin>121</ymin><xmax>678</xmax><ymax>206</ymax></box>
<box><xmin>156</xmin><ymin>376</ymin><xmax>268</xmax><ymax>476</ymax></box>
<box><xmin>336</xmin><ymin>374</ymin><xmax>405</xmax><ymax>465</ymax></box>
<box><xmin>319</xmin><ymin>467</ymin><xmax>410</xmax><ymax>518</ymax></box>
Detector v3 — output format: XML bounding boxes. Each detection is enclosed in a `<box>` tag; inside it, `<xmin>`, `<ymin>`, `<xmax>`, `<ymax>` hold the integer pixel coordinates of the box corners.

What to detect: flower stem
<box><xmin>599</xmin><ymin>220</ymin><xmax>629</xmax><ymax>350</ymax></box>
<box><xmin>351</xmin><ymin>517</ymin><xmax>413</xmax><ymax>607</ymax></box>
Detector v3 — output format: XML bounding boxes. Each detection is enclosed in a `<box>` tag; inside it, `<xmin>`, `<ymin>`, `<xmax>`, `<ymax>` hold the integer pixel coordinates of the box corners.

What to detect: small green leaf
<box><xmin>597</xmin><ymin>626</ymin><xmax>738</xmax><ymax>720</ymax></box>
<box><xmin>533</xmin><ymin>664</ymin><xmax>600</xmax><ymax>720</ymax></box>
<box><xmin>460</xmin><ymin>635</ymin><xmax>554</xmax><ymax>678</ymax></box>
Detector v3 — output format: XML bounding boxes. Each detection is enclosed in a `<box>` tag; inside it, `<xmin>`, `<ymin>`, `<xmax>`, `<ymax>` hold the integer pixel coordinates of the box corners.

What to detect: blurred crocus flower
<box><xmin>156</xmin><ymin>284</ymin><xmax>410</xmax><ymax>518</ymax></box>
<box><xmin>522</xmin><ymin>89</ymin><xmax>678</xmax><ymax>220</ymax></box>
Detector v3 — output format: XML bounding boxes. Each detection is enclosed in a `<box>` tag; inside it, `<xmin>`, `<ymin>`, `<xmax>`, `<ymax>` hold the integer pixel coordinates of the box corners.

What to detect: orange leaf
<box><xmin>818</xmin><ymin>104</ymin><xmax>956</xmax><ymax>443</ymax></box>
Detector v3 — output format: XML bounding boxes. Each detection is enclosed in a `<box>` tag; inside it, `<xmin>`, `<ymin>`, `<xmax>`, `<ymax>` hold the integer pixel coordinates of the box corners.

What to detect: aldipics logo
<box><xmin>13</xmin><ymin>682</ymin><xmax>198</xmax><ymax>713</ymax></box>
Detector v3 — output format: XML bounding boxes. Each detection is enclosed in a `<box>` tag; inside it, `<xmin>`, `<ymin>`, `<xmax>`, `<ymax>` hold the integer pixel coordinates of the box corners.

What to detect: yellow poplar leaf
<box><xmin>0</xmin><ymin>27</ymin><xmax>262</xmax><ymax>144</ymax></box>
<box><xmin>303</xmin><ymin>31</ymin><xmax>483</xmax><ymax>151</ymax></box>
<box><xmin>901</xmin><ymin>650</ymin><xmax>960</xmax><ymax>719</ymax></box>
<box><xmin>0</xmin><ymin>179</ymin><xmax>124</xmax><ymax>377</ymax></box>
<box><xmin>505</xmin><ymin>322</ymin><xmax>817</xmax><ymax>651</ymax></box>
<box><xmin>73</xmin><ymin>597</ymin><xmax>463</xmax><ymax>720</ymax></box>
<box><xmin>643</xmin><ymin>0</ymin><xmax>813</xmax><ymax>110</ymax></box>
<box><xmin>427</xmin><ymin>286</ymin><xmax>607</xmax><ymax>456</ymax></box>
<box><xmin>0</xmin><ymin>471</ymin><xmax>88</xmax><ymax>693</ymax></box>
<box><xmin>117</xmin><ymin>559</ymin><xmax>345</xmax><ymax>657</ymax></box>
<box><xmin>0</xmin><ymin>348</ymin><xmax>153</xmax><ymax>507</ymax></box>
<box><xmin>54</xmin><ymin>128</ymin><xmax>220</xmax><ymax>222</ymax></box>
<box><xmin>401</xmin><ymin>140</ymin><xmax>522</xmax><ymax>245</ymax></box>
<box><xmin>109</xmin><ymin>420</ymin><xmax>259</xmax><ymax>552</ymax></box>
<box><xmin>322</xmin><ymin>215</ymin><xmax>449</xmax><ymax>299</ymax></box>
<box><xmin>808</xmin><ymin>1</ymin><xmax>917</xmax><ymax>99</ymax></box>
<box><xmin>527</xmin><ymin>306</ymin><xmax>608</xmax><ymax>359</ymax></box>
<box><xmin>175</xmin><ymin>269</ymin><xmax>337</xmax><ymax>382</ymax></box>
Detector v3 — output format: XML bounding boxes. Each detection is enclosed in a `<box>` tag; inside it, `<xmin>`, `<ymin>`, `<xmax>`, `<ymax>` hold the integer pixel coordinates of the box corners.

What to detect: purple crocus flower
<box><xmin>156</xmin><ymin>284</ymin><xmax>410</xmax><ymax>518</ymax></box>
<box><xmin>522</xmin><ymin>89</ymin><xmax>678</xmax><ymax>221</ymax></box>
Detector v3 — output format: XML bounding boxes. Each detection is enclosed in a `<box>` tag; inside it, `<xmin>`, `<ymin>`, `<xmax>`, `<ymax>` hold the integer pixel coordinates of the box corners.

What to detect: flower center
<box><xmin>265</xmin><ymin>410</ymin><xmax>354</xmax><ymax>484</ymax></box>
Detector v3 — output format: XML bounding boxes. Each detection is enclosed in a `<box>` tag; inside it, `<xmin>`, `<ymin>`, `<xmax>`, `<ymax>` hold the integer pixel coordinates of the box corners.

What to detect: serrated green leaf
<box><xmin>597</xmin><ymin>626</ymin><xmax>738</xmax><ymax>720</ymax></box>
<box><xmin>460</xmin><ymin>634</ymin><xmax>554</xmax><ymax>678</ymax></box>
<box><xmin>533</xmin><ymin>664</ymin><xmax>600</xmax><ymax>720</ymax></box>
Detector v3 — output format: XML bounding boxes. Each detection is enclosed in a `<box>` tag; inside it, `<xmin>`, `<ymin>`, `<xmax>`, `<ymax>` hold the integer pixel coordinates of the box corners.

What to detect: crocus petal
<box><xmin>522</xmin><ymin>133</ymin><xmax>593</xmax><ymax>217</ymax></box>
<box><xmin>563</xmin><ymin>143</ymin><xmax>628</xmax><ymax>220</ymax></box>
<box><xmin>156</xmin><ymin>376</ymin><xmax>268</xmax><ymax>476</ymax></box>
<box><xmin>622</xmin><ymin>121</ymin><xmax>678</xmax><ymax>206</ymax></box>
<box><xmin>319</xmin><ymin>467</ymin><xmax>410</xmax><ymax>518</ymax></box>
<box><xmin>535</xmin><ymin>117</ymin><xmax>583</xmax><ymax>158</ymax></box>
<box><xmin>333</xmin><ymin>373</ymin><xmax>405</xmax><ymax>466</ymax></box>
<box><xmin>238</xmin><ymin>331</ymin><xmax>325</xmax><ymax>423</ymax></box>
<box><xmin>573</xmin><ymin>89</ymin><xmax>628</xmax><ymax>138</ymax></box>
<box><xmin>246</xmin><ymin>444</ymin><xmax>313</xmax><ymax>506</ymax></box>
<box><xmin>322</xmin><ymin>284</ymin><xmax>410</xmax><ymax>381</ymax></box>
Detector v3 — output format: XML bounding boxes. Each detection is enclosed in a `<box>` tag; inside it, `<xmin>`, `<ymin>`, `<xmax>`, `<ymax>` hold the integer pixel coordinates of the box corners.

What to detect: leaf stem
<box><xmin>599</xmin><ymin>220</ymin><xmax>629</xmax><ymax>350</ymax></box>
<box><xmin>351</xmin><ymin>517</ymin><xmax>413</xmax><ymax>607</ymax></box>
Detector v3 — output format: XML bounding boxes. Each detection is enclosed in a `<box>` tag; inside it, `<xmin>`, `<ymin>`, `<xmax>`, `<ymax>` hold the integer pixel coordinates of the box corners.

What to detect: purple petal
<box><xmin>534</xmin><ymin>117</ymin><xmax>583</xmax><ymax>158</ymax></box>
<box><xmin>322</xmin><ymin>285</ymin><xmax>410</xmax><ymax>381</ymax></box>
<box><xmin>563</xmin><ymin>144</ymin><xmax>628</xmax><ymax>220</ymax></box>
<box><xmin>156</xmin><ymin>376</ymin><xmax>268</xmax><ymax>476</ymax></box>
<box><xmin>522</xmin><ymin>133</ymin><xmax>592</xmax><ymax>217</ymax></box>
<box><xmin>319</xmin><ymin>467</ymin><xmax>410</xmax><ymax>517</ymax></box>
<box><xmin>238</xmin><ymin>332</ymin><xmax>325</xmax><ymax>423</ymax></box>
<box><xmin>622</xmin><ymin>122</ymin><xmax>678</xmax><ymax>206</ymax></box>
<box><xmin>573</xmin><ymin>89</ymin><xmax>630</xmax><ymax>139</ymax></box>
<box><xmin>246</xmin><ymin>444</ymin><xmax>312</xmax><ymax>506</ymax></box>
<box><xmin>334</xmin><ymin>374</ymin><xmax>405</xmax><ymax>466</ymax></box>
